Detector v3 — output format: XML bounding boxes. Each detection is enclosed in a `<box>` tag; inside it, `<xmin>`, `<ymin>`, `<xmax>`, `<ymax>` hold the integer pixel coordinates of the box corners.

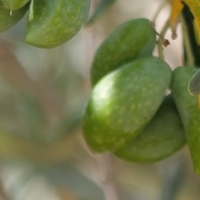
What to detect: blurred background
<box><xmin>0</xmin><ymin>0</ymin><xmax>199</xmax><ymax>200</ymax></box>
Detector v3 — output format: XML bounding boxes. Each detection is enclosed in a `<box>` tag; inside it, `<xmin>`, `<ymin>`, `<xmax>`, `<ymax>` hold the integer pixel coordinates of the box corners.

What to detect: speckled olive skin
<box><xmin>24</xmin><ymin>0</ymin><xmax>90</xmax><ymax>48</ymax></box>
<box><xmin>188</xmin><ymin>69</ymin><xmax>200</xmax><ymax>95</ymax></box>
<box><xmin>114</xmin><ymin>94</ymin><xmax>186</xmax><ymax>163</ymax></box>
<box><xmin>82</xmin><ymin>57</ymin><xmax>171</xmax><ymax>153</ymax></box>
<box><xmin>0</xmin><ymin>2</ymin><xmax>28</xmax><ymax>32</ymax></box>
<box><xmin>91</xmin><ymin>18</ymin><xmax>156</xmax><ymax>86</ymax></box>
<box><xmin>171</xmin><ymin>66</ymin><xmax>200</xmax><ymax>175</ymax></box>
<box><xmin>2</xmin><ymin>0</ymin><xmax>30</xmax><ymax>10</ymax></box>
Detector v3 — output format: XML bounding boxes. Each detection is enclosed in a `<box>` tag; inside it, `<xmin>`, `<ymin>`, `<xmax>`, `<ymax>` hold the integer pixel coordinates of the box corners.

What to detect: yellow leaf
<box><xmin>169</xmin><ymin>0</ymin><xmax>184</xmax><ymax>28</ymax></box>
<box><xmin>169</xmin><ymin>0</ymin><xmax>200</xmax><ymax>44</ymax></box>
<box><xmin>169</xmin><ymin>0</ymin><xmax>184</xmax><ymax>39</ymax></box>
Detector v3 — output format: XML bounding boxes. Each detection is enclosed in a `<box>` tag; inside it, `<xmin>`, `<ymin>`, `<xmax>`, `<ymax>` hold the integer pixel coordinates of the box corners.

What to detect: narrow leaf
<box><xmin>87</xmin><ymin>0</ymin><xmax>117</xmax><ymax>25</ymax></box>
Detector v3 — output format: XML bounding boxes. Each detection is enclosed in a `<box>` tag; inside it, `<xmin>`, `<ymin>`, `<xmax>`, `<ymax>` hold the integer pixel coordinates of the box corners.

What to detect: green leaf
<box><xmin>87</xmin><ymin>0</ymin><xmax>117</xmax><ymax>25</ymax></box>
<box><xmin>45</xmin><ymin>165</ymin><xmax>106</xmax><ymax>200</ymax></box>
<box><xmin>16</xmin><ymin>92</ymin><xmax>46</xmax><ymax>141</ymax></box>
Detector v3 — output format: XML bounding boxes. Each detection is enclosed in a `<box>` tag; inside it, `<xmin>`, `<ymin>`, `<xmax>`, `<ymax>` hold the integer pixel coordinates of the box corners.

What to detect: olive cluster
<box><xmin>0</xmin><ymin>0</ymin><xmax>90</xmax><ymax>48</ymax></box>
<box><xmin>82</xmin><ymin>18</ymin><xmax>200</xmax><ymax>174</ymax></box>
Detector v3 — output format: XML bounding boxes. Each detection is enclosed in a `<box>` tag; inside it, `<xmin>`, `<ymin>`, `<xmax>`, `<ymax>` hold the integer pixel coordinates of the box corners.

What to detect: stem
<box><xmin>97</xmin><ymin>154</ymin><xmax>119</xmax><ymax>200</ymax></box>
<box><xmin>151</xmin><ymin>0</ymin><xmax>169</xmax><ymax>23</ymax></box>
<box><xmin>157</xmin><ymin>39</ymin><xmax>164</xmax><ymax>60</ymax></box>
<box><xmin>156</xmin><ymin>21</ymin><xmax>170</xmax><ymax>60</ymax></box>
<box><xmin>180</xmin><ymin>15</ymin><xmax>195</xmax><ymax>66</ymax></box>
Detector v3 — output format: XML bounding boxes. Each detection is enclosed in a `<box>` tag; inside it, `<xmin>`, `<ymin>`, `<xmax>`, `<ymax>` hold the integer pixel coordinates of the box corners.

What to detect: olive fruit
<box><xmin>2</xmin><ymin>0</ymin><xmax>30</xmax><ymax>10</ymax></box>
<box><xmin>0</xmin><ymin>2</ymin><xmax>28</xmax><ymax>33</ymax></box>
<box><xmin>82</xmin><ymin>56</ymin><xmax>171</xmax><ymax>153</ymax></box>
<box><xmin>24</xmin><ymin>0</ymin><xmax>90</xmax><ymax>48</ymax></box>
<box><xmin>91</xmin><ymin>18</ymin><xmax>156</xmax><ymax>86</ymax></box>
<box><xmin>114</xmin><ymin>94</ymin><xmax>186</xmax><ymax>163</ymax></box>
<box><xmin>171</xmin><ymin>66</ymin><xmax>200</xmax><ymax>174</ymax></box>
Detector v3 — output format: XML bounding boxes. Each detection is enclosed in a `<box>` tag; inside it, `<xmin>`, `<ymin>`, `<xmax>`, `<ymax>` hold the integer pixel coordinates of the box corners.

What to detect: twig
<box><xmin>156</xmin><ymin>21</ymin><xmax>171</xmax><ymax>60</ymax></box>
<box><xmin>180</xmin><ymin>14</ymin><xmax>195</xmax><ymax>66</ymax></box>
<box><xmin>97</xmin><ymin>154</ymin><xmax>119</xmax><ymax>200</ymax></box>
<box><xmin>151</xmin><ymin>0</ymin><xmax>169</xmax><ymax>23</ymax></box>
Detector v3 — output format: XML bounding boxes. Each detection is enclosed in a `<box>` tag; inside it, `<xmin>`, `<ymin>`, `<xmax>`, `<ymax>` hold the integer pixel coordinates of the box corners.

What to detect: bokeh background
<box><xmin>0</xmin><ymin>0</ymin><xmax>199</xmax><ymax>200</ymax></box>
